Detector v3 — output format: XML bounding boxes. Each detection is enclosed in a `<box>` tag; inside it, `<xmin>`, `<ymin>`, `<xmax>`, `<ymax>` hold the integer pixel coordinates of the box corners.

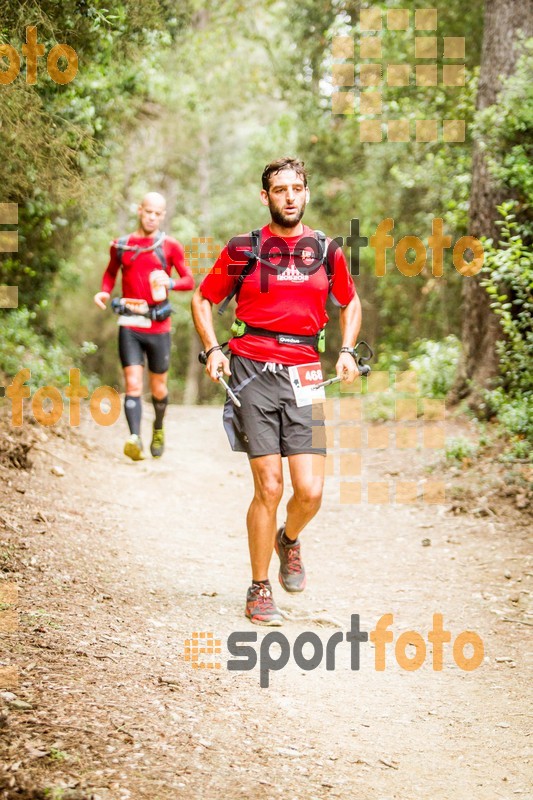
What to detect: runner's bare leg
<box><xmin>248</xmin><ymin>454</ymin><xmax>284</xmax><ymax>581</ymax></box>
<box><xmin>124</xmin><ymin>365</ymin><xmax>143</xmax><ymax>396</ymax></box>
<box><xmin>149</xmin><ymin>371</ymin><xmax>168</xmax><ymax>400</ymax></box>
<box><xmin>285</xmin><ymin>453</ymin><xmax>325</xmax><ymax>540</ymax></box>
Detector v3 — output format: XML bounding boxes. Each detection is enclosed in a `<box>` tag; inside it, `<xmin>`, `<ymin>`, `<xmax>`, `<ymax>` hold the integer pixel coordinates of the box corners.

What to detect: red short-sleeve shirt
<box><xmin>200</xmin><ymin>224</ymin><xmax>356</xmax><ymax>364</ymax></box>
<box><xmin>101</xmin><ymin>234</ymin><xmax>194</xmax><ymax>334</ymax></box>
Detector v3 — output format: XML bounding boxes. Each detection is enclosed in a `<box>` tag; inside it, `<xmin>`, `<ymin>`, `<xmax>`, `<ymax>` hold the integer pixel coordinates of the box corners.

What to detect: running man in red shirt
<box><xmin>192</xmin><ymin>158</ymin><xmax>362</xmax><ymax>625</ymax></box>
<box><xmin>94</xmin><ymin>192</ymin><xmax>194</xmax><ymax>461</ymax></box>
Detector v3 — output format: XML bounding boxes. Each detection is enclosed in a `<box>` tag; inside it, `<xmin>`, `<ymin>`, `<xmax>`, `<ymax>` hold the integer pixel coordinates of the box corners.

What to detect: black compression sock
<box><xmin>281</xmin><ymin>528</ymin><xmax>298</xmax><ymax>546</ymax></box>
<box><xmin>124</xmin><ymin>395</ymin><xmax>142</xmax><ymax>436</ymax></box>
<box><xmin>152</xmin><ymin>394</ymin><xmax>168</xmax><ymax>430</ymax></box>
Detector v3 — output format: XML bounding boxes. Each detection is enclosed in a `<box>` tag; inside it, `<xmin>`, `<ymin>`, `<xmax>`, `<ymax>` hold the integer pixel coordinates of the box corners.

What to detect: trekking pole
<box><xmin>198</xmin><ymin>350</ymin><xmax>242</xmax><ymax>408</ymax></box>
<box><xmin>312</xmin><ymin>341</ymin><xmax>373</xmax><ymax>390</ymax></box>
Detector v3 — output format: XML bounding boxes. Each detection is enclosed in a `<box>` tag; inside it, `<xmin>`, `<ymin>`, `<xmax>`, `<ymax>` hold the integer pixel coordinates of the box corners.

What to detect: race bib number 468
<box><xmin>288</xmin><ymin>361</ymin><xmax>325</xmax><ymax>407</ymax></box>
<box><xmin>302</xmin><ymin>367</ymin><xmax>323</xmax><ymax>384</ymax></box>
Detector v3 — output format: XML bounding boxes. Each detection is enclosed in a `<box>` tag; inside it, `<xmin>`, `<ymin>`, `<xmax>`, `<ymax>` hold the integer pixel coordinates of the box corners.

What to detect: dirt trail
<box><xmin>0</xmin><ymin>404</ymin><xmax>531</xmax><ymax>799</ymax></box>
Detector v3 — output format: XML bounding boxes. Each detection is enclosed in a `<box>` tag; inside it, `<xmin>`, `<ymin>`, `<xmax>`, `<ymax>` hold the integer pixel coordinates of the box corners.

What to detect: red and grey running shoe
<box><xmin>245</xmin><ymin>582</ymin><xmax>283</xmax><ymax>626</ymax></box>
<box><xmin>275</xmin><ymin>526</ymin><xmax>306</xmax><ymax>593</ymax></box>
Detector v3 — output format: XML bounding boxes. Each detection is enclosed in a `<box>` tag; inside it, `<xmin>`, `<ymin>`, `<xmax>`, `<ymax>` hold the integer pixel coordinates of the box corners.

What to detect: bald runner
<box><xmin>94</xmin><ymin>193</ymin><xmax>194</xmax><ymax>461</ymax></box>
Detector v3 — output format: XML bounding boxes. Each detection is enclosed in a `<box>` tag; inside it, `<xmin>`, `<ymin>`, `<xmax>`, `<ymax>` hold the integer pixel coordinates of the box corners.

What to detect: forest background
<box><xmin>0</xmin><ymin>0</ymin><xmax>531</xmax><ymax>460</ymax></box>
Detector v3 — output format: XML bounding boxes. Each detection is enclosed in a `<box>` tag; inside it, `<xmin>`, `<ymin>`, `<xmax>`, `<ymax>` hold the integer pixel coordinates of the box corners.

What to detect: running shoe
<box><xmin>150</xmin><ymin>425</ymin><xmax>165</xmax><ymax>458</ymax></box>
<box><xmin>245</xmin><ymin>583</ymin><xmax>283</xmax><ymax>626</ymax></box>
<box><xmin>123</xmin><ymin>434</ymin><xmax>145</xmax><ymax>461</ymax></box>
<box><xmin>275</xmin><ymin>526</ymin><xmax>306</xmax><ymax>592</ymax></box>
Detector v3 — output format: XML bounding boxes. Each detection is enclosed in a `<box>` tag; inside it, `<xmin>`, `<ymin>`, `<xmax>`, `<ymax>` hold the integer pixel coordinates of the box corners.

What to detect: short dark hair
<box><xmin>261</xmin><ymin>157</ymin><xmax>308</xmax><ymax>191</ymax></box>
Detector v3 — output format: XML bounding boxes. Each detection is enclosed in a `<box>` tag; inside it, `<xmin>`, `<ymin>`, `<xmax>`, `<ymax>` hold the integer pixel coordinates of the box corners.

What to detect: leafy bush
<box><xmin>373</xmin><ymin>346</ymin><xmax>411</xmax><ymax>374</ymax></box>
<box><xmin>475</xmin><ymin>39</ymin><xmax>533</xmax><ymax>204</ymax></box>
<box><xmin>476</xmin><ymin>41</ymin><xmax>532</xmax><ymax>459</ymax></box>
<box><xmin>481</xmin><ymin>206</ymin><xmax>533</xmax><ymax>452</ymax></box>
<box><xmin>0</xmin><ymin>308</ymin><xmax>97</xmax><ymax>390</ymax></box>
<box><xmin>363</xmin><ymin>393</ymin><xmax>396</xmax><ymax>422</ymax></box>
<box><xmin>445</xmin><ymin>437</ymin><xmax>478</xmax><ymax>462</ymax></box>
<box><xmin>410</xmin><ymin>336</ymin><xmax>461</xmax><ymax>398</ymax></box>
<box><xmin>482</xmin><ymin>206</ymin><xmax>532</xmax><ymax>398</ymax></box>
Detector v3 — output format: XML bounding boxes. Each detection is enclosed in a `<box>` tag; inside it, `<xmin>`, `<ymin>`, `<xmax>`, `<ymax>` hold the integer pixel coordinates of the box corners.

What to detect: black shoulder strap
<box><xmin>314</xmin><ymin>230</ymin><xmax>332</xmax><ymax>291</ymax></box>
<box><xmin>218</xmin><ymin>229</ymin><xmax>261</xmax><ymax>315</ymax></box>
<box><xmin>116</xmin><ymin>235</ymin><xmax>129</xmax><ymax>267</ymax></box>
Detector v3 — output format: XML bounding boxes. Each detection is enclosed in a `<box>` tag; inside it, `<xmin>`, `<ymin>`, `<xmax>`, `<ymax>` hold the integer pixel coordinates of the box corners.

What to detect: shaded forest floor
<box><xmin>0</xmin><ymin>403</ymin><xmax>531</xmax><ymax>800</ymax></box>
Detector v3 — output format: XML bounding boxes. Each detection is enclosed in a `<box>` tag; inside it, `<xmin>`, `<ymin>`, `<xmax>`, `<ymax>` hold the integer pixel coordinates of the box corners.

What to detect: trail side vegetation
<box><xmin>0</xmin><ymin>0</ymin><xmax>531</xmax><ymax>459</ymax></box>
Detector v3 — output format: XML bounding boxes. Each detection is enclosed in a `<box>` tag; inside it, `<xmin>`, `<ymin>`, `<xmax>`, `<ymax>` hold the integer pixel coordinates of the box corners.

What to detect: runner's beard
<box><xmin>269</xmin><ymin>201</ymin><xmax>306</xmax><ymax>228</ymax></box>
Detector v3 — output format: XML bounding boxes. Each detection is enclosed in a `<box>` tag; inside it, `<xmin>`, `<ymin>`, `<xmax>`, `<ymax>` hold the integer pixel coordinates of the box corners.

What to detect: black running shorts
<box><xmin>118</xmin><ymin>328</ymin><xmax>171</xmax><ymax>374</ymax></box>
<box><xmin>223</xmin><ymin>355</ymin><xmax>326</xmax><ymax>459</ymax></box>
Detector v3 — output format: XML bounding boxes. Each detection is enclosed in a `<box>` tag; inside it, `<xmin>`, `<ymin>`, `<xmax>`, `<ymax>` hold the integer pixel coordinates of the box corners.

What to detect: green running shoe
<box><xmin>124</xmin><ymin>434</ymin><xmax>144</xmax><ymax>461</ymax></box>
<box><xmin>150</xmin><ymin>425</ymin><xmax>165</xmax><ymax>458</ymax></box>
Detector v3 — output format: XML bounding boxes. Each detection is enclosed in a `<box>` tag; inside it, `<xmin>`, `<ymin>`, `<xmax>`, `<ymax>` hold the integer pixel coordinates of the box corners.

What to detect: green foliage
<box><xmin>504</xmin><ymin>438</ymin><xmax>531</xmax><ymax>461</ymax></box>
<box><xmin>48</xmin><ymin>748</ymin><xmax>68</xmax><ymax>763</ymax></box>
<box><xmin>0</xmin><ymin>0</ymin><xmax>185</xmax><ymax>311</ymax></box>
<box><xmin>475</xmin><ymin>39</ymin><xmax>533</xmax><ymax>205</ymax></box>
<box><xmin>474</xmin><ymin>39</ymin><xmax>533</xmax><ymax>458</ymax></box>
<box><xmin>363</xmin><ymin>393</ymin><xmax>396</xmax><ymax>423</ymax></box>
<box><xmin>373</xmin><ymin>346</ymin><xmax>411</xmax><ymax>373</ymax></box>
<box><xmin>0</xmin><ymin>308</ymin><xmax>97</xmax><ymax>389</ymax></box>
<box><xmin>0</xmin><ymin>309</ymin><xmax>70</xmax><ymax>385</ymax></box>
<box><xmin>363</xmin><ymin>335</ymin><xmax>461</xmax><ymax>423</ymax></box>
<box><xmin>482</xmin><ymin>206</ymin><xmax>532</xmax><ymax>396</ymax></box>
<box><xmin>481</xmin><ymin>205</ymin><xmax>533</xmax><ymax>452</ymax></box>
<box><xmin>445</xmin><ymin>437</ymin><xmax>478</xmax><ymax>462</ymax></box>
<box><xmin>1</xmin><ymin>0</ymin><xmax>525</xmax><ymax>412</ymax></box>
<box><xmin>410</xmin><ymin>335</ymin><xmax>461</xmax><ymax>398</ymax></box>
<box><xmin>279</xmin><ymin>0</ymin><xmax>484</xmax><ymax>355</ymax></box>
<box><xmin>485</xmin><ymin>387</ymin><xmax>533</xmax><ymax>456</ymax></box>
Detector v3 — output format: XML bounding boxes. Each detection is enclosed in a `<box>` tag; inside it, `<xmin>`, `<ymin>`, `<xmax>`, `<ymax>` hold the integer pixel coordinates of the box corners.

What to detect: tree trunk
<box><xmin>450</xmin><ymin>0</ymin><xmax>533</xmax><ymax>408</ymax></box>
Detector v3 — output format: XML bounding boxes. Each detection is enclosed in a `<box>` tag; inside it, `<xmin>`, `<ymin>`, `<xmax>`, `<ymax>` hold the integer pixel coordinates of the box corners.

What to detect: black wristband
<box><xmin>339</xmin><ymin>346</ymin><xmax>356</xmax><ymax>360</ymax></box>
<box><xmin>205</xmin><ymin>344</ymin><xmax>223</xmax><ymax>359</ymax></box>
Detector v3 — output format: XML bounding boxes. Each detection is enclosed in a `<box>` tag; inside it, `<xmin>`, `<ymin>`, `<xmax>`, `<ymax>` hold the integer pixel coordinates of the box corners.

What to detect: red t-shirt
<box><xmin>200</xmin><ymin>224</ymin><xmax>356</xmax><ymax>364</ymax></box>
<box><xmin>101</xmin><ymin>234</ymin><xmax>194</xmax><ymax>334</ymax></box>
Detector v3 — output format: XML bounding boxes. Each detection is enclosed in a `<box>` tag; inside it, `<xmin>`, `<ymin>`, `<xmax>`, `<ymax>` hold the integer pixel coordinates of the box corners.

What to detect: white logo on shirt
<box><xmin>277</xmin><ymin>263</ymin><xmax>309</xmax><ymax>282</ymax></box>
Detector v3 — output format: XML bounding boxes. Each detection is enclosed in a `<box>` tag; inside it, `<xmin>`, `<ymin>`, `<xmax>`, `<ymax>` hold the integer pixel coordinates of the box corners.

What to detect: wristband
<box><xmin>168</xmin><ymin>278</ymin><xmax>176</xmax><ymax>290</ymax></box>
<box><xmin>339</xmin><ymin>346</ymin><xmax>356</xmax><ymax>360</ymax></box>
<box><xmin>205</xmin><ymin>344</ymin><xmax>223</xmax><ymax>359</ymax></box>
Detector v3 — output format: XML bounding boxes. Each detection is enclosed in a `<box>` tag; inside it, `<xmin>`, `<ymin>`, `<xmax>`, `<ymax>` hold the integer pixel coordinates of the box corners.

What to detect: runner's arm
<box><xmin>167</xmin><ymin>241</ymin><xmax>195</xmax><ymax>291</ymax></box>
<box><xmin>94</xmin><ymin>246</ymin><xmax>119</xmax><ymax>308</ymax></box>
<box><xmin>335</xmin><ymin>293</ymin><xmax>362</xmax><ymax>384</ymax></box>
<box><xmin>191</xmin><ymin>287</ymin><xmax>231</xmax><ymax>380</ymax></box>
